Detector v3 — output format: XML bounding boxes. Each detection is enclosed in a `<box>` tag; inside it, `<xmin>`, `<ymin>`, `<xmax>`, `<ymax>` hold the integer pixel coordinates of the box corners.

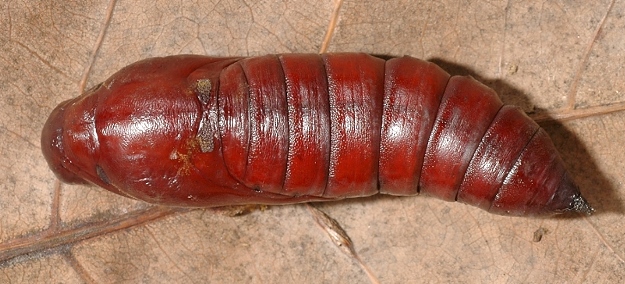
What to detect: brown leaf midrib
<box><xmin>0</xmin><ymin>206</ymin><xmax>189</xmax><ymax>264</ymax></box>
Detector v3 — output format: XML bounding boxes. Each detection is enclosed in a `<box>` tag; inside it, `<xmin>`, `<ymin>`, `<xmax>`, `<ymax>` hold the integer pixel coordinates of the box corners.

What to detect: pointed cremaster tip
<box><xmin>570</xmin><ymin>194</ymin><xmax>594</xmax><ymax>215</ymax></box>
<box><xmin>548</xmin><ymin>171</ymin><xmax>594</xmax><ymax>216</ymax></box>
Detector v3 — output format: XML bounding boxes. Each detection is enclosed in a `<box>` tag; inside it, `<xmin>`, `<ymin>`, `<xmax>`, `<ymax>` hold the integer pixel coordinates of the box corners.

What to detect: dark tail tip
<box><xmin>568</xmin><ymin>194</ymin><xmax>594</xmax><ymax>215</ymax></box>
<box><xmin>546</xmin><ymin>171</ymin><xmax>594</xmax><ymax>216</ymax></box>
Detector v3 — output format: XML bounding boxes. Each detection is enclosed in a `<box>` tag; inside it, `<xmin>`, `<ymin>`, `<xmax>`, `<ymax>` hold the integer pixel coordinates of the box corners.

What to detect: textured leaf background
<box><xmin>1</xmin><ymin>0</ymin><xmax>624</xmax><ymax>283</ymax></box>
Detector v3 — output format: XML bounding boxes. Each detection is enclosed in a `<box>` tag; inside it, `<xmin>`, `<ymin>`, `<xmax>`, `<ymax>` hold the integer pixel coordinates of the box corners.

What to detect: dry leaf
<box><xmin>1</xmin><ymin>0</ymin><xmax>624</xmax><ymax>282</ymax></box>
